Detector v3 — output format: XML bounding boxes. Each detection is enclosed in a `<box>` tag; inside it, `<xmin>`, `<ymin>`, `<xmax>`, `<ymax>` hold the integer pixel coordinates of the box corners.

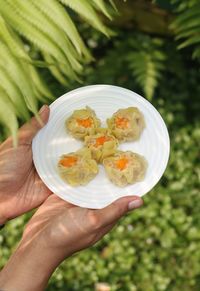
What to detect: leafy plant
<box><xmin>1</xmin><ymin>22</ymin><xmax>200</xmax><ymax>289</ymax></box>
<box><xmin>126</xmin><ymin>36</ymin><xmax>166</xmax><ymax>100</ymax></box>
<box><xmin>170</xmin><ymin>0</ymin><xmax>200</xmax><ymax>58</ymax></box>
<box><xmin>0</xmin><ymin>0</ymin><xmax>114</xmax><ymax>143</ymax></box>
<box><xmin>80</xmin><ymin>33</ymin><xmax>166</xmax><ymax>101</ymax></box>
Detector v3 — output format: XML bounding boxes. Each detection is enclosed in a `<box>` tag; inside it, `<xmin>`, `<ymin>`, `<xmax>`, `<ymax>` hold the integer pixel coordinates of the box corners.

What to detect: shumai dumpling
<box><xmin>103</xmin><ymin>150</ymin><xmax>147</xmax><ymax>187</ymax></box>
<box><xmin>107</xmin><ymin>107</ymin><xmax>145</xmax><ymax>142</ymax></box>
<box><xmin>84</xmin><ymin>128</ymin><xmax>119</xmax><ymax>163</ymax></box>
<box><xmin>58</xmin><ymin>148</ymin><xmax>98</xmax><ymax>186</ymax></box>
<box><xmin>66</xmin><ymin>106</ymin><xmax>101</xmax><ymax>139</ymax></box>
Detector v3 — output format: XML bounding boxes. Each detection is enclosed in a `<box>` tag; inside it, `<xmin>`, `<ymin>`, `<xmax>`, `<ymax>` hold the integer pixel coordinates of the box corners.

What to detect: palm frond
<box><xmin>29</xmin><ymin>67</ymin><xmax>54</xmax><ymax>102</ymax></box>
<box><xmin>170</xmin><ymin>2</ymin><xmax>200</xmax><ymax>58</ymax></box>
<box><xmin>0</xmin><ymin>88</ymin><xmax>18</xmax><ymax>147</ymax></box>
<box><xmin>0</xmin><ymin>0</ymin><xmax>113</xmax><ymax>143</ymax></box>
<box><xmin>59</xmin><ymin>0</ymin><xmax>110</xmax><ymax>36</ymax></box>
<box><xmin>0</xmin><ymin>66</ymin><xmax>30</xmax><ymax>120</ymax></box>
<box><xmin>126</xmin><ymin>38</ymin><xmax>166</xmax><ymax>100</ymax></box>
<box><xmin>91</xmin><ymin>0</ymin><xmax>113</xmax><ymax>20</ymax></box>
<box><xmin>32</xmin><ymin>0</ymin><xmax>91</xmax><ymax>59</ymax></box>
<box><xmin>0</xmin><ymin>41</ymin><xmax>38</xmax><ymax>112</ymax></box>
<box><xmin>43</xmin><ymin>53</ymin><xmax>69</xmax><ymax>85</ymax></box>
<box><xmin>109</xmin><ymin>0</ymin><xmax>118</xmax><ymax>12</ymax></box>
<box><xmin>1</xmin><ymin>0</ymin><xmax>80</xmax><ymax>74</ymax></box>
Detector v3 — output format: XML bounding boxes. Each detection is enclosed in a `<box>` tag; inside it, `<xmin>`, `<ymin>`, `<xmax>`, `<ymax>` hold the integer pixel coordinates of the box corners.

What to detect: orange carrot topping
<box><xmin>76</xmin><ymin>117</ymin><xmax>93</xmax><ymax>128</ymax></box>
<box><xmin>60</xmin><ymin>156</ymin><xmax>78</xmax><ymax>167</ymax></box>
<box><xmin>94</xmin><ymin>136</ymin><xmax>111</xmax><ymax>147</ymax></box>
<box><xmin>115</xmin><ymin>157</ymin><xmax>129</xmax><ymax>171</ymax></box>
<box><xmin>115</xmin><ymin>117</ymin><xmax>129</xmax><ymax>129</ymax></box>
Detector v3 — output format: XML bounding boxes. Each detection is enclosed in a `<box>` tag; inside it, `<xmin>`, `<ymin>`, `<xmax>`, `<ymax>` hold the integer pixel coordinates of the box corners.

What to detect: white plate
<box><xmin>32</xmin><ymin>85</ymin><xmax>170</xmax><ymax>209</ymax></box>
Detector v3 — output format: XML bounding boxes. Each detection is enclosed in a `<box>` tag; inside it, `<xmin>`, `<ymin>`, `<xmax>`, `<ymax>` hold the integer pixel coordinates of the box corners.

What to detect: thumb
<box><xmin>95</xmin><ymin>196</ymin><xmax>143</xmax><ymax>228</ymax></box>
<box><xmin>19</xmin><ymin>105</ymin><xmax>50</xmax><ymax>145</ymax></box>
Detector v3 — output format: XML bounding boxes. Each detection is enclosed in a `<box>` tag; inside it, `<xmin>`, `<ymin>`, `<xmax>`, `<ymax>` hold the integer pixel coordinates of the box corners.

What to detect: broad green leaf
<box><xmin>0</xmin><ymin>15</ymin><xmax>30</xmax><ymax>62</ymax></box>
<box><xmin>43</xmin><ymin>53</ymin><xmax>69</xmax><ymax>85</ymax></box>
<box><xmin>29</xmin><ymin>67</ymin><xmax>54</xmax><ymax>102</ymax></box>
<box><xmin>176</xmin><ymin>27</ymin><xmax>200</xmax><ymax>39</ymax></box>
<box><xmin>91</xmin><ymin>0</ymin><xmax>113</xmax><ymax>20</ymax></box>
<box><xmin>175</xmin><ymin>17</ymin><xmax>200</xmax><ymax>33</ymax></box>
<box><xmin>32</xmin><ymin>0</ymin><xmax>91</xmax><ymax>60</ymax></box>
<box><xmin>0</xmin><ymin>1</ymin><xmax>75</xmax><ymax>77</ymax></box>
<box><xmin>0</xmin><ymin>0</ymin><xmax>113</xmax><ymax>141</ymax></box>
<box><xmin>0</xmin><ymin>88</ymin><xmax>18</xmax><ymax>147</ymax></box>
<box><xmin>59</xmin><ymin>0</ymin><xmax>110</xmax><ymax>36</ymax></box>
<box><xmin>109</xmin><ymin>0</ymin><xmax>118</xmax><ymax>11</ymax></box>
<box><xmin>5</xmin><ymin>0</ymin><xmax>82</xmax><ymax>72</ymax></box>
<box><xmin>0</xmin><ymin>66</ymin><xmax>30</xmax><ymax>120</ymax></box>
<box><xmin>127</xmin><ymin>49</ymin><xmax>165</xmax><ymax>100</ymax></box>
<box><xmin>0</xmin><ymin>42</ymin><xmax>38</xmax><ymax>116</ymax></box>
<box><xmin>178</xmin><ymin>35</ymin><xmax>200</xmax><ymax>49</ymax></box>
<box><xmin>171</xmin><ymin>4</ymin><xmax>200</xmax><ymax>28</ymax></box>
<box><xmin>171</xmin><ymin>2</ymin><xmax>200</xmax><ymax>58</ymax></box>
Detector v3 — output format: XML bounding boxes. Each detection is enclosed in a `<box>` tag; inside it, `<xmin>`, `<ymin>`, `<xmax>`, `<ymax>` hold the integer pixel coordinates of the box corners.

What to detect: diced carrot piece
<box><xmin>115</xmin><ymin>157</ymin><xmax>129</xmax><ymax>171</ymax></box>
<box><xmin>60</xmin><ymin>156</ymin><xmax>78</xmax><ymax>167</ymax></box>
<box><xmin>76</xmin><ymin>117</ymin><xmax>93</xmax><ymax>128</ymax></box>
<box><xmin>94</xmin><ymin>136</ymin><xmax>110</xmax><ymax>147</ymax></box>
<box><xmin>115</xmin><ymin>117</ymin><xmax>129</xmax><ymax>129</ymax></box>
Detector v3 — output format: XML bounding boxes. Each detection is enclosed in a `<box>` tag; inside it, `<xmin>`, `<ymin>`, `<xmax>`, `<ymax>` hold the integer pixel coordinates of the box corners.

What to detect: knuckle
<box><xmin>112</xmin><ymin>201</ymin><xmax>124</xmax><ymax>218</ymax></box>
<box><xmin>31</xmin><ymin>117</ymin><xmax>41</xmax><ymax>130</ymax></box>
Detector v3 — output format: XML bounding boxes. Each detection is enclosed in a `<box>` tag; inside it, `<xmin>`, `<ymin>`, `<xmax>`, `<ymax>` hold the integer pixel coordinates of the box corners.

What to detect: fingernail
<box><xmin>128</xmin><ymin>199</ymin><xmax>143</xmax><ymax>210</ymax></box>
<box><xmin>39</xmin><ymin>105</ymin><xmax>47</xmax><ymax>114</ymax></box>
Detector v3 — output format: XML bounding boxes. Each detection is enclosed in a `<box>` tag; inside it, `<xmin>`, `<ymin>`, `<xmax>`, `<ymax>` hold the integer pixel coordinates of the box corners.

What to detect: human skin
<box><xmin>0</xmin><ymin>105</ymin><xmax>52</xmax><ymax>224</ymax></box>
<box><xmin>0</xmin><ymin>194</ymin><xmax>143</xmax><ymax>291</ymax></box>
<box><xmin>0</xmin><ymin>105</ymin><xmax>143</xmax><ymax>290</ymax></box>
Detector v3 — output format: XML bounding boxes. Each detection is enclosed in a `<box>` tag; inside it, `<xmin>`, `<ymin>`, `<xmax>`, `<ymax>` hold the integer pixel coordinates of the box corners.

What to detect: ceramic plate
<box><xmin>32</xmin><ymin>85</ymin><xmax>170</xmax><ymax>209</ymax></box>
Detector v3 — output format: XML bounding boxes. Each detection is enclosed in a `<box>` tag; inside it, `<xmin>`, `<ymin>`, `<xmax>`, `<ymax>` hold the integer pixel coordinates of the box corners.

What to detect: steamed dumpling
<box><xmin>66</xmin><ymin>106</ymin><xmax>101</xmax><ymax>139</ymax></box>
<box><xmin>84</xmin><ymin>128</ymin><xmax>118</xmax><ymax>163</ymax></box>
<box><xmin>107</xmin><ymin>107</ymin><xmax>145</xmax><ymax>142</ymax></box>
<box><xmin>103</xmin><ymin>150</ymin><xmax>147</xmax><ymax>187</ymax></box>
<box><xmin>58</xmin><ymin>148</ymin><xmax>98</xmax><ymax>186</ymax></box>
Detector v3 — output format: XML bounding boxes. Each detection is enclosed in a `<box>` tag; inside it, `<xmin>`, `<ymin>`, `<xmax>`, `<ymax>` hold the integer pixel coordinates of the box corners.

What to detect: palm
<box><xmin>23</xmin><ymin>194</ymin><xmax>115</xmax><ymax>259</ymax></box>
<box><xmin>24</xmin><ymin>195</ymin><xmax>91</xmax><ymax>248</ymax></box>
<box><xmin>23</xmin><ymin>194</ymin><xmax>142</xmax><ymax>264</ymax></box>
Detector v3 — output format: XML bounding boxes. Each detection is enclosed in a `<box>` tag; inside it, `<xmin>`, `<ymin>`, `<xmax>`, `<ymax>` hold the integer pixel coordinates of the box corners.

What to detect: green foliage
<box><xmin>0</xmin><ymin>89</ymin><xmax>18</xmax><ymax>147</ymax></box>
<box><xmin>1</xmin><ymin>124</ymin><xmax>199</xmax><ymax>290</ymax></box>
<box><xmin>170</xmin><ymin>0</ymin><xmax>200</xmax><ymax>58</ymax></box>
<box><xmin>0</xmin><ymin>2</ymin><xmax>200</xmax><ymax>290</ymax></box>
<box><xmin>74</xmin><ymin>33</ymin><xmax>166</xmax><ymax>100</ymax></box>
<box><xmin>1</xmin><ymin>25</ymin><xmax>200</xmax><ymax>289</ymax></box>
<box><xmin>0</xmin><ymin>0</ymin><xmax>113</xmax><ymax>141</ymax></box>
<box><xmin>126</xmin><ymin>36</ymin><xmax>166</xmax><ymax>100</ymax></box>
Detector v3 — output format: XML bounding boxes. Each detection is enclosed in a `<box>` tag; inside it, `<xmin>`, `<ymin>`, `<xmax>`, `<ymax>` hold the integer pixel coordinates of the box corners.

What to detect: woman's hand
<box><xmin>0</xmin><ymin>194</ymin><xmax>143</xmax><ymax>291</ymax></box>
<box><xmin>0</xmin><ymin>105</ymin><xmax>52</xmax><ymax>224</ymax></box>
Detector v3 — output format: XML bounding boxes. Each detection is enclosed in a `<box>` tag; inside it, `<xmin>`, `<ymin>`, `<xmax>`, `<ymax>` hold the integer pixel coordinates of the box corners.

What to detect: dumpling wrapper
<box><xmin>66</xmin><ymin>106</ymin><xmax>101</xmax><ymax>139</ymax></box>
<box><xmin>103</xmin><ymin>150</ymin><xmax>147</xmax><ymax>187</ymax></box>
<box><xmin>84</xmin><ymin>128</ymin><xmax>119</xmax><ymax>163</ymax></box>
<box><xmin>58</xmin><ymin>148</ymin><xmax>98</xmax><ymax>186</ymax></box>
<box><xmin>107</xmin><ymin>107</ymin><xmax>145</xmax><ymax>142</ymax></box>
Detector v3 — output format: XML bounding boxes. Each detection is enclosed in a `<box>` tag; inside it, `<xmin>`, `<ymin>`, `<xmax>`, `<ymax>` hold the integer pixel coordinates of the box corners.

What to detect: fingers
<box><xmin>94</xmin><ymin>196</ymin><xmax>143</xmax><ymax>228</ymax></box>
<box><xmin>18</xmin><ymin>105</ymin><xmax>50</xmax><ymax>145</ymax></box>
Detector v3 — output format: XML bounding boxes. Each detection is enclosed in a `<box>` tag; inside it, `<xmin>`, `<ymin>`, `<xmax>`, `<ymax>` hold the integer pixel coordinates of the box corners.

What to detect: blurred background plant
<box><xmin>0</xmin><ymin>0</ymin><xmax>115</xmax><ymax>144</ymax></box>
<box><xmin>0</xmin><ymin>0</ymin><xmax>200</xmax><ymax>290</ymax></box>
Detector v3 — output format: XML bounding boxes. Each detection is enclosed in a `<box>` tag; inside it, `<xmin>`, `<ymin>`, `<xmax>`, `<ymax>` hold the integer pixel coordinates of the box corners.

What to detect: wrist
<box><xmin>0</xmin><ymin>237</ymin><xmax>61</xmax><ymax>291</ymax></box>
